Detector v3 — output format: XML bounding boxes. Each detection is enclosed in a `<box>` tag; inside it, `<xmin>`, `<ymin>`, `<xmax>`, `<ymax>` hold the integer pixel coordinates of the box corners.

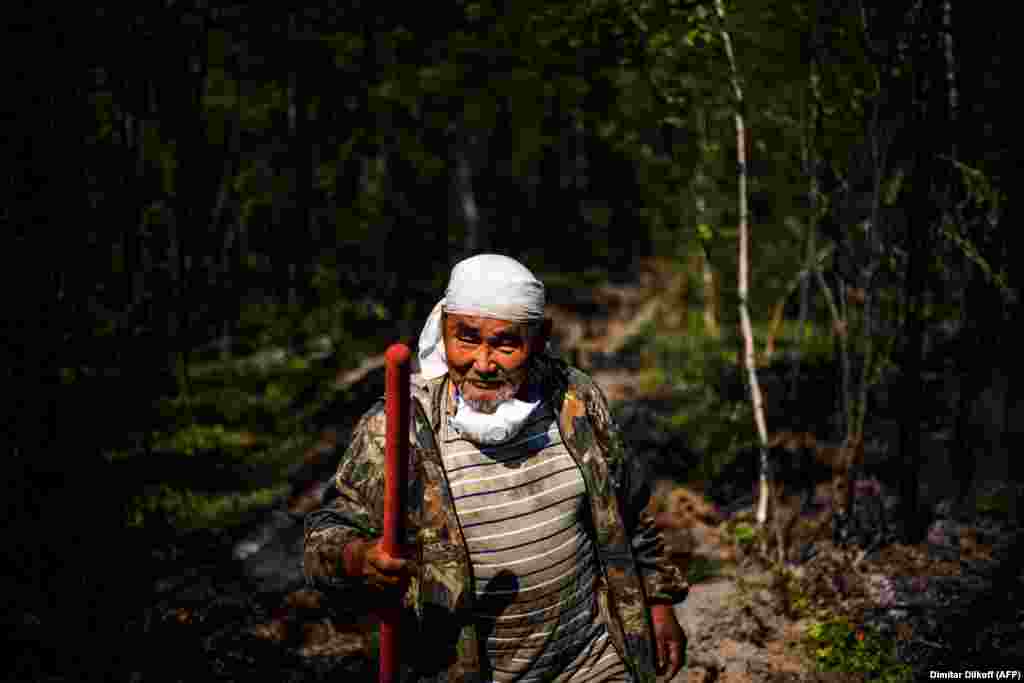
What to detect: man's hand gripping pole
<box><xmin>381</xmin><ymin>343</ymin><xmax>411</xmax><ymax>683</ymax></box>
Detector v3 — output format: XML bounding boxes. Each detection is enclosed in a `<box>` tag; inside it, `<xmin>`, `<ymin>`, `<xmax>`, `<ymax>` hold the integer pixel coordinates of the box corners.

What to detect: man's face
<box><xmin>442</xmin><ymin>313</ymin><xmax>540</xmax><ymax>414</ymax></box>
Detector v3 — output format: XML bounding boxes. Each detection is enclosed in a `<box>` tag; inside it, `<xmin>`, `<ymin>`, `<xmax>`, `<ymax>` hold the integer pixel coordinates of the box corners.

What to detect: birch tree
<box><xmin>712</xmin><ymin>0</ymin><xmax>770</xmax><ymax>525</ymax></box>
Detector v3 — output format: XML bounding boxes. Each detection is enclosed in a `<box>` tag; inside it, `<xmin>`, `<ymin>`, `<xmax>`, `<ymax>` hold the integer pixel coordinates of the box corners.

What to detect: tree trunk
<box><xmin>288</xmin><ymin>12</ymin><xmax>314</xmax><ymax>308</ymax></box>
<box><xmin>898</xmin><ymin>246</ymin><xmax>927</xmax><ymax>540</ymax></box>
<box><xmin>896</xmin><ymin>0</ymin><xmax>936</xmax><ymax>541</ymax></box>
<box><xmin>692</xmin><ymin>109</ymin><xmax>720</xmax><ymax>339</ymax></box>
<box><xmin>714</xmin><ymin>0</ymin><xmax>770</xmax><ymax>525</ymax></box>
<box><xmin>702</xmin><ymin>254</ymin><xmax>720</xmax><ymax>339</ymax></box>
<box><xmin>164</xmin><ymin>1</ymin><xmax>213</xmax><ymax>410</ymax></box>
<box><xmin>215</xmin><ymin>79</ymin><xmax>243</xmax><ymax>359</ymax></box>
<box><xmin>454</xmin><ymin>122</ymin><xmax>485</xmax><ymax>258</ymax></box>
<box><xmin>793</xmin><ymin>6</ymin><xmax>825</xmax><ymax>404</ymax></box>
<box><xmin>952</xmin><ymin>262</ymin><xmax>982</xmax><ymax>518</ymax></box>
<box><xmin>941</xmin><ymin>0</ymin><xmax>958</xmax><ymax>160</ymax></box>
<box><xmin>11</xmin><ymin>6</ymin><xmax>77</xmax><ymax>462</ymax></box>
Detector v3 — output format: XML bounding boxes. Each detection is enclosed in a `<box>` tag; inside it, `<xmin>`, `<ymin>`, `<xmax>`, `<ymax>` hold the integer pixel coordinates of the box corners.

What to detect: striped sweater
<box><xmin>441</xmin><ymin>397</ymin><xmax>629</xmax><ymax>683</ymax></box>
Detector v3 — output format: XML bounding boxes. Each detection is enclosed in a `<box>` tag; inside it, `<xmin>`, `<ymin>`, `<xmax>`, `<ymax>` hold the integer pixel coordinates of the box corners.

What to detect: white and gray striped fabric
<box><xmin>441</xmin><ymin>396</ymin><xmax>629</xmax><ymax>683</ymax></box>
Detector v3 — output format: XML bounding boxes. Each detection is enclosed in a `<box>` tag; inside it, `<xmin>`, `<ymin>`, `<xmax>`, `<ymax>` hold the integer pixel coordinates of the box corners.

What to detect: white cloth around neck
<box><xmin>417</xmin><ymin>254</ymin><xmax>546</xmax><ymax>380</ymax></box>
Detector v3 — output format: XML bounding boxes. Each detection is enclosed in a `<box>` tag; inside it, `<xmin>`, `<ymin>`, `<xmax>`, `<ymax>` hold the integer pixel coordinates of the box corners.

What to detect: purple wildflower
<box><xmin>927</xmin><ymin>523</ymin><xmax>947</xmax><ymax>547</ymax></box>
<box><xmin>854</xmin><ymin>478</ymin><xmax>882</xmax><ymax>498</ymax></box>
<box><xmin>871</xmin><ymin>576</ymin><xmax>897</xmax><ymax>607</ymax></box>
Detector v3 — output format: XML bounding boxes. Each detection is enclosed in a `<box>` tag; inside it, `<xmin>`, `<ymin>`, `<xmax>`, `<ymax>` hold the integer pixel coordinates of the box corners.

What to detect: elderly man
<box><xmin>304</xmin><ymin>254</ymin><xmax>688</xmax><ymax>683</ymax></box>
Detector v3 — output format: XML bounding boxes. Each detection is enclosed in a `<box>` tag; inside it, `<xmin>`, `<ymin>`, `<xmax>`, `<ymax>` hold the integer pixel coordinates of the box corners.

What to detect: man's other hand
<box><xmin>651</xmin><ymin>603</ymin><xmax>686</xmax><ymax>680</ymax></box>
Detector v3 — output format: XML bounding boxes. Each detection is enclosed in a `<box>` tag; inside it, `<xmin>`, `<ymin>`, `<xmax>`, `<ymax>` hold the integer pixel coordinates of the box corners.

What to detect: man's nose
<box><xmin>472</xmin><ymin>346</ymin><xmax>497</xmax><ymax>373</ymax></box>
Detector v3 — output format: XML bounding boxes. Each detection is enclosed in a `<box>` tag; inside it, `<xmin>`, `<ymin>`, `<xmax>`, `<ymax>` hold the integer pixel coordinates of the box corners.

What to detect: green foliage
<box><xmin>263</xmin><ymin>381</ymin><xmax>291</xmax><ymax>412</ymax></box>
<box><xmin>790</xmin><ymin>592</ymin><xmax>811</xmax><ymax>618</ymax></box>
<box><xmin>770</xmin><ymin>564</ymin><xmax>812</xmax><ymax>618</ymax></box>
<box><xmin>623</xmin><ymin>303</ymin><xmax>838</xmax><ymax>486</ymax></box>
<box><xmin>803</xmin><ymin>616</ymin><xmax>912</xmax><ymax>682</ymax></box>
<box><xmin>234</xmin><ymin>296</ymin><xmax>382</xmax><ymax>363</ymax></box>
<box><xmin>127</xmin><ymin>483</ymin><xmax>289</xmax><ymax>531</ymax></box>
<box><xmin>621</xmin><ymin>313</ymin><xmax>749</xmax><ymax>476</ymax></box>
<box><xmin>937</xmin><ymin>157</ymin><xmax>1014</xmax><ymax>304</ymax></box>
<box><xmin>732</xmin><ymin>522</ymin><xmax>756</xmax><ymax>547</ymax></box>
<box><xmin>181</xmin><ymin>361</ymin><xmax>322</xmax><ymax>424</ymax></box>
<box><xmin>152</xmin><ymin>424</ymin><xmax>260</xmax><ymax>457</ymax></box>
<box><xmin>976</xmin><ymin>490</ymin><xmax>1015</xmax><ymax>519</ymax></box>
<box><xmin>687</xmin><ymin>556</ymin><xmax>722</xmax><ymax>584</ymax></box>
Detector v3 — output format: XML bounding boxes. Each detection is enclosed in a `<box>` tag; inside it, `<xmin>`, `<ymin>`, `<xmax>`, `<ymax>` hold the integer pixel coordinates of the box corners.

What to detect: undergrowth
<box><xmin>114</xmin><ymin>310</ymin><xmax>386</xmax><ymax>533</ymax></box>
<box><xmin>686</xmin><ymin>556</ymin><xmax>723</xmax><ymax>584</ymax></box>
<box><xmin>127</xmin><ymin>483</ymin><xmax>290</xmax><ymax>530</ymax></box>
<box><xmin>976</xmin><ymin>489</ymin><xmax>1016</xmax><ymax>519</ymax></box>
<box><xmin>621</xmin><ymin>309</ymin><xmax>839</xmax><ymax>487</ymax></box>
<box><xmin>803</xmin><ymin>616</ymin><xmax>912</xmax><ymax>682</ymax></box>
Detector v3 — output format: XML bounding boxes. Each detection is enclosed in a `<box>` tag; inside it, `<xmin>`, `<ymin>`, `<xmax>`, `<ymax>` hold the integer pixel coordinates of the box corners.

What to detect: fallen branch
<box><xmin>333</xmin><ymin>353</ymin><xmax>387</xmax><ymax>391</ymax></box>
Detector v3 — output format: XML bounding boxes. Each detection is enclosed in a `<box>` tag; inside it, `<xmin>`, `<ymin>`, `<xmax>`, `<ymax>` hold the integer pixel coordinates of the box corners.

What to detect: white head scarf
<box><xmin>416</xmin><ymin>254</ymin><xmax>547</xmax><ymax>446</ymax></box>
<box><xmin>417</xmin><ymin>254</ymin><xmax>546</xmax><ymax>380</ymax></box>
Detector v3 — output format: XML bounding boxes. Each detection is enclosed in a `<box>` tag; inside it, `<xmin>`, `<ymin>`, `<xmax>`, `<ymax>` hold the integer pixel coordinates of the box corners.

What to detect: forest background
<box><xmin>5</xmin><ymin>0</ymin><xmax>1019</xmax><ymax>680</ymax></box>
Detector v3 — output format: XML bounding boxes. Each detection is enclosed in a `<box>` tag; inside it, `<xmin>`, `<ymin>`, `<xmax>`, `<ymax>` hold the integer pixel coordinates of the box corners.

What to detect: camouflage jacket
<box><xmin>304</xmin><ymin>355</ymin><xmax>688</xmax><ymax>682</ymax></box>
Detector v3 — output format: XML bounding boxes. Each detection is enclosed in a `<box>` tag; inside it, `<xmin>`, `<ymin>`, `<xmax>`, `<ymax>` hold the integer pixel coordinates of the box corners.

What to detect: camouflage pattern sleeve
<box><xmin>303</xmin><ymin>400</ymin><xmax>389</xmax><ymax>600</ymax></box>
<box><xmin>589</xmin><ymin>381</ymin><xmax>689</xmax><ymax>606</ymax></box>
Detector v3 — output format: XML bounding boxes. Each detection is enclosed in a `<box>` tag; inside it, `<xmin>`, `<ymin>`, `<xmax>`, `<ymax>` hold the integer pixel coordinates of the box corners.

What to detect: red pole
<box><xmin>381</xmin><ymin>343</ymin><xmax>411</xmax><ymax>683</ymax></box>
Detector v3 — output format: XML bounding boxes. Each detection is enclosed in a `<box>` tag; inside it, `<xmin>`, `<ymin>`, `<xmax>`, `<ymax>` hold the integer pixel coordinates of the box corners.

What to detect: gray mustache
<box><xmin>465</xmin><ymin>375</ymin><xmax>511</xmax><ymax>384</ymax></box>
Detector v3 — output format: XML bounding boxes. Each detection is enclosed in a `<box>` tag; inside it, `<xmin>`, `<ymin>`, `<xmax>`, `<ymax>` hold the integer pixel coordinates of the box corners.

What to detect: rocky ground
<box><xmin>663</xmin><ymin>483</ymin><xmax>1024</xmax><ymax>682</ymax></box>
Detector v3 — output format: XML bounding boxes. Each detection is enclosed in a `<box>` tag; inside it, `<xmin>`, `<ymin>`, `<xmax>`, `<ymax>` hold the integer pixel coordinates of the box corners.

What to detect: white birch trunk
<box><xmin>714</xmin><ymin>0</ymin><xmax>770</xmax><ymax>525</ymax></box>
<box><xmin>456</xmin><ymin>133</ymin><xmax>481</xmax><ymax>255</ymax></box>
<box><xmin>942</xmin><ymin>0</ymin><xmax>958</xmax><ymax>157</ymax></box>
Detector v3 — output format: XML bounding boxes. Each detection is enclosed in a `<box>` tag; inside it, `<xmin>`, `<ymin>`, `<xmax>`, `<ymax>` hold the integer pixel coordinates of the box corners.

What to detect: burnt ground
<box><xmin>664</xmin><ymin>486</ymin><xmax>1024</xmax><ymax>682</ymax></box>
<box><xmin>10</xmin><ymin>481</ymin><xmax>1019</xmax><ymax>683</ymax></box>
<box><xmin>7</xmin><ymin>344</ymin><xmax>1024</xmax><ymax>682</ymax></box>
